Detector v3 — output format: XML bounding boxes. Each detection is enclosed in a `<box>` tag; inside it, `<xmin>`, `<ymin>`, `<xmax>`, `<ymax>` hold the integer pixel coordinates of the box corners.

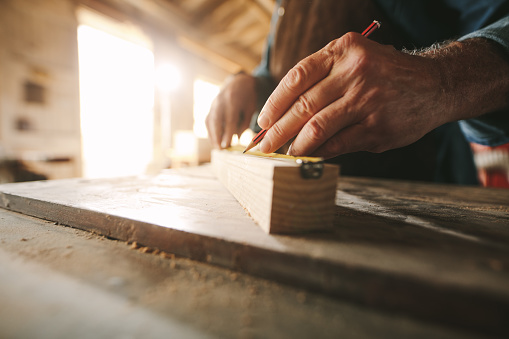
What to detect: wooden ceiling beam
<box><xmin>81</xmin><ymin>0</ymin><xmax>269</xmax><ymax>71</ymax></box>
<box><xmin>248</xmin><ymin>0</ymin><xmax>274</xmax><ymax>16</ymax></box>
<box><xmin>199</xmin><ymin>2</ymin><xmax>247</xmax><ymax>35</ymax></box>
<box><xmin>190</xmin><ymin>0</ymin><xmax>227</xmax><ymax>25</ymax></box>
<box><xmin>245</xmin><ymin>0</ymin><xmax>272</xmax><ymax>24</ymax></box>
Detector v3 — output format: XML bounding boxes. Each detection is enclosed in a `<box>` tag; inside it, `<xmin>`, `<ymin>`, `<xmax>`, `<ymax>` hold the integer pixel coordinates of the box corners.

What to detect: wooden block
<box><xmin>211</xmin><ymin>148</ymin><xmax>339</xmax><ymax>234</ymax></box>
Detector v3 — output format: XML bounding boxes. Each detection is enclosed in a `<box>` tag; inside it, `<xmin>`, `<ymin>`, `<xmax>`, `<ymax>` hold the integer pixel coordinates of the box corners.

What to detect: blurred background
<box><xmin>0</xmin><ymin>0</ymin><xmax>273</xmax><ymax>182</ymax></box>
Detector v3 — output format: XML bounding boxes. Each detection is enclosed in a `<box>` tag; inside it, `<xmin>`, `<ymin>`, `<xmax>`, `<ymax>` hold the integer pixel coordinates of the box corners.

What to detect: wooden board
<box><xmin>0</xmin><ymin>207</ymin><xmax>481</xmax><ymax>339</ymax></box>
<box><xmin>211</xmin><ymin>148</ymin><xmax>339</xmax><ymax>233</ymax></box>
<box><xmin>0</xmin><ymin>166</ymin><xmax>509</xmax><ymax>335</ymax></box>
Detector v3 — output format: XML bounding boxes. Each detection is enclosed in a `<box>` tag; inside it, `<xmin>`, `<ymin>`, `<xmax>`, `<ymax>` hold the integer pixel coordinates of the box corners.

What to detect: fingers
<box><xmin>235</xmin><ymin>110</ymin><xmax>252</xmax><ymax>136</ymax></box>
<box><xmin>206</xmin><ymin>73</ymin><xmax>257</xmax><ymax>148</ymax></box>
<box><xmin>206</xmin><ymin>101</ymin><xmax>224</xmax><ymax>149</ymax></box>
<box><xmin>207</xmin><ymin>102</ymin><xmax>242</xmax><ymax>149</ymax></box>
<box><xmin>258</xmin><ymin>52</ymin><xmax>334</xmax><ymax>130</ymax></box>
<box><xmin>221</xmin><ymin>104</ymin><xmax>238</xmax><ymax>148</ymax></box>
<box><xmin>287</xmin><ymin>92</ymin><xmax>362</xmax><ymax>156</ymax></box>
<box><xmin>258</xmin><ymin>45</ymin><xmax>361</xmax><ymax>154</ymax></box>
<box><xmin>253</xmin><ymin>32</ymin><xmax>445</xmax><ymax>159</ymax></box>
<box><xmin>310</xmin><ymin>123</ymin><xmax>375</xmax><ymax>159</ymax></box>
<box><xmin>206</xmin><ymin>101</ymin><xmax>254</xmax><ymax>149</ymax></box>
<box><xmin>236</xmin><ymin>110</ymin><xmax>245</xmax><ymax>135</ymax></box>
<box><xmin>257</xmin><ymin>38</ymin><xmax>362</xmax><ymax>154</ymax></box>
<box><xmin>259</xmin><ymin>73</ymin><xmax>348</xmax><ymax>153</ymax></box>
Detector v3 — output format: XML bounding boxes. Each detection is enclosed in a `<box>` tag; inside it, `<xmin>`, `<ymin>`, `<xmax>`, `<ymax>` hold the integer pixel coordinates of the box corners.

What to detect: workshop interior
<box><xmin>0</xmin><ymin>1</ymin><xmax>508</xmax><ymax>338</ymax></box>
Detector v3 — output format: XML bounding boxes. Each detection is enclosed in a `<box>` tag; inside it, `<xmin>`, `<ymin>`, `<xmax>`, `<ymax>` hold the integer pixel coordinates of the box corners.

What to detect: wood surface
<box><xmin>0</xmin><ymin>208</ymin><xmax>479</xmax><ymax>339</ymax></box>
<box><xmin>0</xmin><ymin>166</ymin><xmax>509</xmax><ymax>335</ymax></box>
<box><xmin>211</xmin><ymin>149</ymin><xmax>339</xmax><ymax>233</ymax></box>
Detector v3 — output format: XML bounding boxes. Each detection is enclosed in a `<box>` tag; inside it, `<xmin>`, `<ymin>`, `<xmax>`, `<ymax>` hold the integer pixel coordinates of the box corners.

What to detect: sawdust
<box><xmin>0</xmin><ymin>209</ymin><xmax>492</xmax><ymax>339</ymax></box>
<box><xmin>488</xmin><ymin>259</ymin><xmax>504</xmax><ymax>272</ymax></box>
<box><xmin>128</xmin><ymin>240</ymin><xmax>178</xmax><ymax>268</ymax></box>
<box><xmin>297</xmin><ymin>291</ymin><xmax>307</xmax><ymax>304</ymax></box>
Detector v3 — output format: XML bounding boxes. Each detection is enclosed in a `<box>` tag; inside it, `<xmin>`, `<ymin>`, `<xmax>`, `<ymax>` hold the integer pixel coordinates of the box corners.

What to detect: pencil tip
<box><xmin>242</xmin><ymin>150</ymin><xmax>246</xmax><ymax>154</ymax></box>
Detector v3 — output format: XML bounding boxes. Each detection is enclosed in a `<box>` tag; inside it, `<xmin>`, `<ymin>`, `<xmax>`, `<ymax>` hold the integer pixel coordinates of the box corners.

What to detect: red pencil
<box><xmin>362</xmin><ymin>20</ymin><xmax>381</xmax><ymax>37</ymax></box>
<box><xmin>242</xmin><ymin>20</ymin><xmax>381</xmax><ymax>154</ymax></box>
<box><xmin>242</xmin><ymin>129</ymin><xmax>267</xmax><ymax>153</ymax></box>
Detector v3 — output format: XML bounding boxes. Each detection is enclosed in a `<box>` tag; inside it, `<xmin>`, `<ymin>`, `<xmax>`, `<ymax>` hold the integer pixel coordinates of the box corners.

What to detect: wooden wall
<box><xmin>0</xmin><ymin>0</ymin><xmax>81</xmax><ymax>179</ymax></box>
<box><xmin>0</xmin><ymin>0</ymin><xmax>253</xmax><ymax>179</ymax></box>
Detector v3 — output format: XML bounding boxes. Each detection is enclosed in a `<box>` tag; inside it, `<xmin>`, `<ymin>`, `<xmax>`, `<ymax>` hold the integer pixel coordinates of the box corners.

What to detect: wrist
<box><xmin>418</xmin><ymin>39</ymin><xmax>509</xmax><ymax>123</ymax></box>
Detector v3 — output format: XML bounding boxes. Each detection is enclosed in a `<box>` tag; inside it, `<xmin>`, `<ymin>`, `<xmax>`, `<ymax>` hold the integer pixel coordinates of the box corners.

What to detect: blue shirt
<box><xmin>253</xmin><ymin>0</ymin><xmax>509</xmax><ymax>146</ymax></box>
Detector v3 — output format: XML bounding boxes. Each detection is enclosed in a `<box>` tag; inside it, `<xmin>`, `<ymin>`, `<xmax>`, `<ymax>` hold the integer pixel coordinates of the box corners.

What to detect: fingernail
<box><xmin>259</xmin><ymin>138</ymin><xmax>271</xmax><ymax>153</ymax></box>
<box><xmin>257</xmin><ymin>113</ymin><xmax>268</xmax><ymax>129</ymax></box>
<box><xmin>286</xmin><ymin>144</ymin><xmax>293</xmax><ymax>156</ymax></box>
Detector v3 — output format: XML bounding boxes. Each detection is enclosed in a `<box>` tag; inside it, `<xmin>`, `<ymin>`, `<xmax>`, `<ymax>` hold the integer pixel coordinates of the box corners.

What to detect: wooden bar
<box><xmin>211</xmin><ymin>148</ymin><xmax>339</xmax><ymax>233</ymax></box>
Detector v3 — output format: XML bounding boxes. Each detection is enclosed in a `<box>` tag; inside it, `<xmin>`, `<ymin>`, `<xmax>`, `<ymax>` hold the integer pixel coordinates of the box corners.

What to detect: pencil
<box><xmin>242</xmin><ymin>20</ymin><xmax>381</xmax><ymax>154</ymax></box>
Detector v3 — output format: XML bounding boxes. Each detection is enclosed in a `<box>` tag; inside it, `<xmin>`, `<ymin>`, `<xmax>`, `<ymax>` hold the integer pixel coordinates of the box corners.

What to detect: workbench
<box><xmin>0</xmin><ymin>165</ymin><xmax>508</xmax><ymax>338</ymax></box>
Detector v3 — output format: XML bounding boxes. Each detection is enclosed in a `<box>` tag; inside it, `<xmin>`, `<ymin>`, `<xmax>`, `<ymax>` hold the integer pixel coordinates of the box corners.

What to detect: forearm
<box><xmin>418</xmin><ymin>38</ymin><xmax>509</xmax><ymax>123</ymax></box>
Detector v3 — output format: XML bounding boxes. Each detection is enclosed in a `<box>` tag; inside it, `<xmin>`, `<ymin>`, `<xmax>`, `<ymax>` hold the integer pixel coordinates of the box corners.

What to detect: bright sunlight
<box><xmin>78</xmin><ymin>25</ymin><xmax>155</xmax><ymax>178</ymax></box>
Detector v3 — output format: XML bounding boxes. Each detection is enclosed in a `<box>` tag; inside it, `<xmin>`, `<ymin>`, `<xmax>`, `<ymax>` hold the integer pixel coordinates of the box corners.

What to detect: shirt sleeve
<box><xmin>458</xmin><ymin>15</ymin><xmax>509</xmax><ymax>146</ymax></box>
<box><xmin>459</xmin><ymin>15</ymin><xmax>509</xmax><ymax>53</ymax></box>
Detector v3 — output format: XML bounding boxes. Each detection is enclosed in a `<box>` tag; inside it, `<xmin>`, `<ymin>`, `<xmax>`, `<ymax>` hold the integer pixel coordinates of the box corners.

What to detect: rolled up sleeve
<box><xmin>458</xmin><ymin>16</ymin><xmax>509</xmax><ymax>146</ymax></box>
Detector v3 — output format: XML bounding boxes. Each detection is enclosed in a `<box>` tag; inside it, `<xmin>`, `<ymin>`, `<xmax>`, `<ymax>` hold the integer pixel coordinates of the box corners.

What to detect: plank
<box><xmin>211</xmin><ymin>148</ymin><xmax>339</xmax><ymax>233</ymax></box>
<box><xmin>0</xmin><ymin>246</ymin><xmax>210</xmax><ymax>339</ymax></box>
<box><xmin>0</xmin><ymin>167</ymin><xmax>509</xmax><ymax>335</ymax></box>
<box><xmin>0</xmin><ymin>208</ymin><xmax>482</xmax><ymax>339</ymax></box>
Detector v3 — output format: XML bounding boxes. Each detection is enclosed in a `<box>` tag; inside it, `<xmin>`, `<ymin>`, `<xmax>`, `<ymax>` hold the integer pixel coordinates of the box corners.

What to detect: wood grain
<box><xmin>0</xmin><ymin>167</ymin><xmax>509</xmax><ymax>335</ymax></box>
<box><xmin>211</xmin><ymin>149</ymin><xmax>339</xmax><ymax>233</ymax></box>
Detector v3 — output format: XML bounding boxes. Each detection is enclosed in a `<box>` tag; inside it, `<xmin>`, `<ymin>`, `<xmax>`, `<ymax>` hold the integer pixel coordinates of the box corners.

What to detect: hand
<box><xmin>206</xmin><ymin>73</ymin><xmax>257</xmax><ymax>149</ymax></box>
<box><xmin>256</xmin><ymin>32</ymin><xmax>449</xmax><ymax>158</ymax></box>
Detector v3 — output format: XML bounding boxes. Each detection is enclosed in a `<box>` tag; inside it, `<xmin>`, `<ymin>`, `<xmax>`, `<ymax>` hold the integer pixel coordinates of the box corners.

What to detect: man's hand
<box><xmin>206</xmin><ymin>73</ymin><xmax>257</xmax><ymax>149</ymax></box>
<box><xmin>257</xmin><ymin>33</ymin><xmax>509</xmax><ymax>159</ymax></box>
<box><xmin>256</xmin><ymin>32</ymin><xmax>449</xmax><ymax>158</ymax></box>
